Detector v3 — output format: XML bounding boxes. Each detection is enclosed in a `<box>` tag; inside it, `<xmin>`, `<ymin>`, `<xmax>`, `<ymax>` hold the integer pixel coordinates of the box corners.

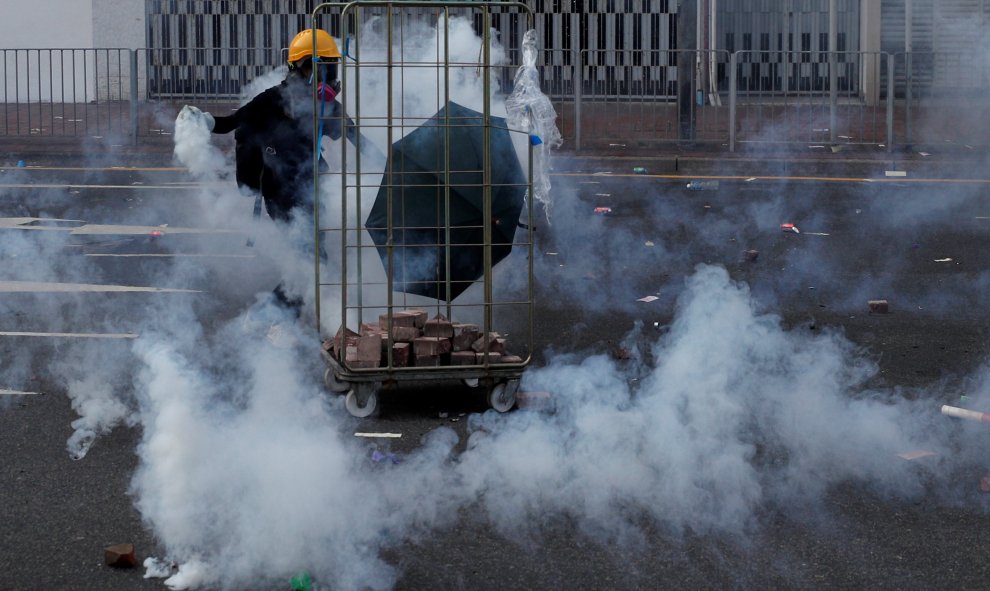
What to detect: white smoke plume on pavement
<box><xmin>458</xmin><ymin>265</ymin><xmax>948</xmax><ymax>541</ymax></box>
<box><xmin>130</xmin><ymin>327</ymin><xmax>461</xmax><ymax>590</ymax></box>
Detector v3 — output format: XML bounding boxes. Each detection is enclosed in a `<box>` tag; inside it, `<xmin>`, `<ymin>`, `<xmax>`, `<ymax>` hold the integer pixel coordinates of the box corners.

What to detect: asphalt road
<box><xmin>2</xmin><ymin>157</ymin><xmax>990</xmax><ymax>590</ymax></box>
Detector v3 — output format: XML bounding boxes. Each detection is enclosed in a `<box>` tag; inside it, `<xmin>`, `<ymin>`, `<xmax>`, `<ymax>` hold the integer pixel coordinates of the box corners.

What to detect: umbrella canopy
<box><xmin>366</xmin><ymin>101</ymin><xmax>526</xmax><ymax>301</ymax></box>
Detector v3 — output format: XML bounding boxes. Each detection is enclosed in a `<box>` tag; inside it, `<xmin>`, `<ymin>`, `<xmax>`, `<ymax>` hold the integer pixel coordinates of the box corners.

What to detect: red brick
<box><xmin>476</xmin><ymin>351</ymin><xmax>502</xmax><ymax>364</ymax></box>
<box><xmin>390</xmin><ymin>342</ymin><xmax>410</xmax><ymax>367</ymax></box>
<box><xmin>105</xmin><ymin>543</ymin><xmax>137</xmax><ymax>568</ymax></box>
<box><xmin>743</xmin><ymin>249</ymin><xmax>759</xmax><ymax>262</ymax></box>
<box><xmin>332</xmin><ymin>327</ymin><xmax>359</xmax><ymax>358</ymax></box>
<box><xmin>472</xmin><ymin>333</ymin><xmax>506</xmax><ymax>354</ymax></box>
<box><xmin>453</xmin><ymin>329</ymin><xmax>481</xmax><ymax>352</ymax></box>
<box><xmin>450</xmin><ymin>351</ymin><xmax>477</xmax><ymax>365</ymax></box>
<box><xmin>498</xmin><ymin>355</ymin><xmax>524</xmax><ymax>364</ymax></box>
<box><xmin>414</xmin><ymin>336</ymin><xmax>452</xmax><ymax>357</ymax></box>
<box><xmin>423</xmin><ymin>318</ymin><xmax>454</xmax><ymax>338</ymax></box>
<box><xmin>414</xmin><ymin>354</ymin><xmax>441</xmax><ymax>367</ymax></box>
<box><xmin>407</xmin><ymin>309</ymin><xmax>429</xmax><ymax>329</ymax></box>
<box><xmin>356</xmin><ymin>334</ymin><xmax>382</xmax><ymax>362</ymax></box>
<box><xmin>346</xmin><ymin>345</ymin><xmax>379</xmax><ymax>369</ymax></box>
<box><xmin>378</xmin><ymin>311</ymin><xmax>417</xmax><ymax>330</ymax></box>
<box><xmin>868</xmin><ymin>300</ymin><xmax>889</xmax><ymax>314</ymax></box>
<box><xmin>391</xmin><ymin>326</ymin><xmax>421</xmax><ymax>342</ymax></box>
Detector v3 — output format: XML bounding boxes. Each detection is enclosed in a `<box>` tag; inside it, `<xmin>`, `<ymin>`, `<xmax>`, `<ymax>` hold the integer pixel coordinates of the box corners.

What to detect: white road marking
<box><xmin>70</xmin><ymin>224</ymin><xmax>238</xmax><ymax>236</ymax></box>
<box><xmin>0</xmin><ymin>183</ymin><xmax>199</xmax><ymax>190</ymax></box>
<box><xmin>0</xmin><ymin>218</ymin><xmax>239</xmax><ymax>236</ymax></box>
<box><xmin>0</xmin><ymin>389</ymin><xmax>42</xmax><ymax>395</ymax></box>
<box><xmin>0</xmin><ymin>331</ymin><xmax>138</xmax><ymax>339</ymax></box>
<box><xmin>354</xmin><ymin>432</ymin><xmax>402</xmax><ymax>438</ymax></box>
<box><xmin>84</xmin><ymin>253</ymin><xmax>255</xmax><ymax>258</ymax></box>
<box><xmin>0</xmin><ymin>281</ymin><xmax>199</xmax><ymax>293</ymax></box>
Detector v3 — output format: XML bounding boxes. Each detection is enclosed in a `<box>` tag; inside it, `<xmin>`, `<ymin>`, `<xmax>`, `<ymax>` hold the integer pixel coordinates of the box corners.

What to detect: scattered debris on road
<box><xmin>686</xmin><ymin>180</ymin><xmax>719</xmax><ymax>191</ymax></box>
<box><xmin>104</xmin><ymin>543</ymin><xmax>137</xmax><ymax>568</ymax></box>
<box><xmin>941</xmin><ymin>405</ymin><xmax>990</xmax><ymax>423</ymax></box>
<box><xmin>868</xmin><ymin>300</ymin><xmax>889</xmax><ymax>314</ymax></box>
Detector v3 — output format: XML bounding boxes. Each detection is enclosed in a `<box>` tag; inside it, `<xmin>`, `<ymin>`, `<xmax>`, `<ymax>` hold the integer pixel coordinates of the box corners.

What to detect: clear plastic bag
<box><xmin>505</xmin><ymin>30</ymin><xmax>562</xmax><ymax>222</ymax></box>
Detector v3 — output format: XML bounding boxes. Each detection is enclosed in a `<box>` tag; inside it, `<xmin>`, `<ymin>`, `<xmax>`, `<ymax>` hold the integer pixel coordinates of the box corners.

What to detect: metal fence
<box><xmin>575</xmin><ymin>49</ymin><xmax>732</xmax><ymax>148</ymax></box>
<box><xmin>1</xmin><ymin>46</ymin><xmax>988</xmax><ymax>151</ymax></box>
<box><xmin>1</xmin><ymin>48</ymin><xmax>131</xmax><ymax>139</ymax></box>
<box><xmin>893</xmin><ymin>51</ymin><xmax>990</xmax><ymax>147</ymax></box>
<box><xmin>730</xmin><ymin>50</ymin><xmax>893</xmax><ymax>149</ymax></box>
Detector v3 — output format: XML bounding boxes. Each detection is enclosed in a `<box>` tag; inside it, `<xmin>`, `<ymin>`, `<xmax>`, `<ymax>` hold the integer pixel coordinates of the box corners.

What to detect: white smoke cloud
<box><xmin>457</xmin><ymin>264</ymin><xmax>949</xmax><ymax>542</ymax></box>
<box><xmin>129</xmin><ymin>325</ymin><xmax>463</xmax><ymax>590</ymax></box>
<box><xmin>29</xmin><ymin>9</ymin><xmax>989</xmax><ymax>591</ymax></box>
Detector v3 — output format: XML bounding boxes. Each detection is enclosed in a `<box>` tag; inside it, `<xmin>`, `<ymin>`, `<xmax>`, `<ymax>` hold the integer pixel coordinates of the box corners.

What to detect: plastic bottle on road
<box><xmin>291</xmin><ymin>571</ymin><xmax>314</xmax><ymax>591</ymax></box>
<box><xmin>686</xmin><ymin>180</ymin><xmax>719</xmax><ymax>191</ymax></box>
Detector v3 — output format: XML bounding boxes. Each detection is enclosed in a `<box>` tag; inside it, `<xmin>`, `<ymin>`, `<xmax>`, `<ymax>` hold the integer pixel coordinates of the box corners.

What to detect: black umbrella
<box><xmin>365</xmin><ymin>101</ymin><xmax>526</xmax><ymax>301</ymax></box>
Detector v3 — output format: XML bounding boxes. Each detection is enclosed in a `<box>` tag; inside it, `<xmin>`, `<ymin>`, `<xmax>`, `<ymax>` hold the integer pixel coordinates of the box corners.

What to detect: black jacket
<box><xmin>212</xmin><ymin>75</ymin><xmax>343</xmax><ymax>222</ymax></box>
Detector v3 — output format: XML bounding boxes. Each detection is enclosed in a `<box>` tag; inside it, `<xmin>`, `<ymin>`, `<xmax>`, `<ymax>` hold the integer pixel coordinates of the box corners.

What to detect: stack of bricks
<box><xmin>329</xmin><ymin>310</ymin><xmax>523</xmax><ymax>368</ymax></box>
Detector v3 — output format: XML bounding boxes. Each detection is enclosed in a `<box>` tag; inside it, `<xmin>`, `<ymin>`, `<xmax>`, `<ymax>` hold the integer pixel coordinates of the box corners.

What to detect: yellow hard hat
<box><xmin>287</xmin><ymin>29</ymin><xmax>340</xmax><ymax>63</ymax></box>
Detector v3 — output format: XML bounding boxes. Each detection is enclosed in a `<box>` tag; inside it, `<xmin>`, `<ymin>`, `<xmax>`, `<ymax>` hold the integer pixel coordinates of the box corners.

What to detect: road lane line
<box><xmin>552</xmin><ymin>173</ymin><xmax>990</xmax><ymax>184</ymax></box>
<box><xmin>0</xmin><ymin>166</ymin><xmax>187</xmax><ymax>172</ymax></box>
<box><xmin>84</xmin><ymin>253</ymin><xmax>255</xmax><ymax>258</ymax></box>
<box><xmin>0</xmin><ymin>281</ymin><xmax>200</xmax><ymax>293</ymax></box>
<box><xmin>0</xmin><ymin>332</ymin><xmax>139</xmax><ymax>339</ymax></box>
<box><xmin>0</xmin><ymin>183</ymin><xmax>203</xmax><ymax>191</ymax></box>
<box><xmin>0</xmin><ymin>218</ymin><xmax>240</xmax><ymax>236</ymax></box>
<box><xmin>70</xmin><ymin>224</ymin><xmax>238</xmax><ymax>235</ymax></box>
<box><xmin>0</xmin><ymin>389</ymin><xmax>42</xmax><ymax>395</ymax></box>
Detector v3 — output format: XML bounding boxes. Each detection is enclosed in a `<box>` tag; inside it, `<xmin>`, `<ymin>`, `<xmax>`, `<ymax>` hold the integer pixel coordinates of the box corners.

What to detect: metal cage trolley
<box><xmin>311</xmin><ymin>1</ymin><xmax>536</xmax><ymax>417</ymax></box>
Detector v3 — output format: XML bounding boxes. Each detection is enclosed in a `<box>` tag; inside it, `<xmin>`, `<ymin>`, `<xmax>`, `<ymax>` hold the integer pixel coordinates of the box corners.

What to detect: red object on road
<box><xmin>780</xmin><ymin>223</ymin><xmax>799</xmax><ymax>233</ymax></box>
<box><xmin>149</xmin><ymin>230</ymin><xmax>164</xmax><ymax>237</ymax></box>
<box><xmin>594</xmin><ymin>207</ymin><xmax>612</xmax><ymax>215</ymax></box>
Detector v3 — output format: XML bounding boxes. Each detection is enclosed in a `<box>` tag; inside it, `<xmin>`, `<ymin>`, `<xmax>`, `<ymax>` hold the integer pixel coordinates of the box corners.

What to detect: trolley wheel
<box><xmin>345</xmin><ymin>383</ymin><xmax>379</xmax><ymax>418</ymax></box>
<box><xmin>324</xmin><ymin>367</ymin><xmax>350</xmax><ymax>393</ymax></box>
<box><xmin>488</xmin><ymin>379</ymin><xmax>519</xmax><ymax>413</ymax></box>
<box><xmin>463</xmin><ymin>378</ymin><xmax>480</xmax><ymax>388</ymax></box>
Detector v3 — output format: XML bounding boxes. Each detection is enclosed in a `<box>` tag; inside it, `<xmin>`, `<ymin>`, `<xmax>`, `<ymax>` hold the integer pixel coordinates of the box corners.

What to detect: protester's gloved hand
<box><xmin>317</xmin><ymin>80</ymin><xmax>341</xmax><ymax>102</ymax></box>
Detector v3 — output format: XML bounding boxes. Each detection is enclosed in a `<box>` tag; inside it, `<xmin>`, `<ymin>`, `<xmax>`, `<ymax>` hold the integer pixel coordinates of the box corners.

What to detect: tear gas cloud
<box><xmin>458</xmin><ymin>265</ymin><xmax>954</xmax><ymax>542</ymax></box>
<box><xmin>21</xmin><ymin>10</ymin><xmax>990</xmax><ymax>591</ymax></box>
<box><xmin>130</xmin><ymin>328</ymin><xmax>463</xmax><ymax>590</ymax></box>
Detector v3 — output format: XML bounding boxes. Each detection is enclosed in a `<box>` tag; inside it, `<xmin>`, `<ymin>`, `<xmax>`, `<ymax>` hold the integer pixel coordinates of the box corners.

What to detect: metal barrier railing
<box><xmin>1</xmin><ymin>48</ymin><xmax>131</xmax><ymax>139</ymax></box>
<box><xmin>576</xmin><ymin>49</ymin><xmax>732</xmax><ymax>148</ymax></box>
<box><xmin>729</xmin><ymin>50</ymin><xmax>893</xmax><ymax>151</ymax></box>
<box><xmin>893</xmin><ymin>51</ymin><xmax>990</xmax><ymax>147</ymax></box>
<box><xmin>1</xmin><ymin>47</ymin><xmax>987</xmax><ymax>151</ymax></box>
